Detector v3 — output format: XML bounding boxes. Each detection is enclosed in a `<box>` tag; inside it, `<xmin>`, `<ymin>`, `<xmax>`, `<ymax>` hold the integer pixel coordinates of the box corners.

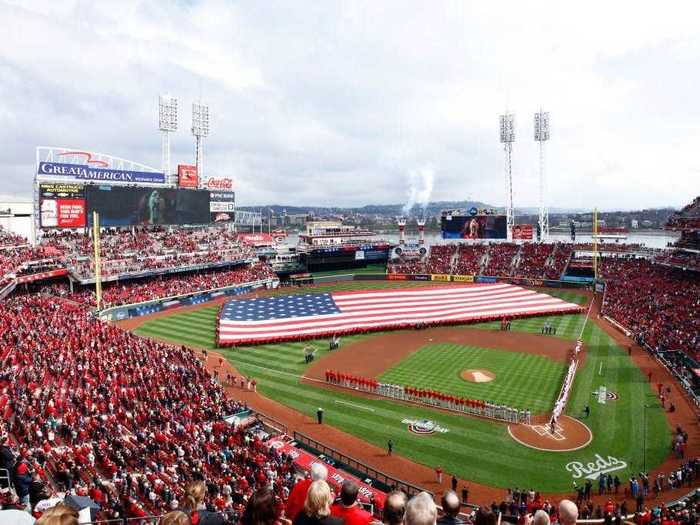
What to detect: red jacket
<box><xmin>286</xmin><ymin>479</ymin><xmax>312</xmax><ymax>520</ymax></box>
<box><xmin>331</xmin><ymin>503</ymin><xmax>373</xmax><ymax>525</ymax></box>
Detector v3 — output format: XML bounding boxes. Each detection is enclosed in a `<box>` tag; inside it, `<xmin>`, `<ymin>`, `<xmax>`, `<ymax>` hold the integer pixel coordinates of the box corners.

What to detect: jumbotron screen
<box><xmin>86</xmin><ymin>186</ymin><xmax>211</xmax><ymax>226</ymax></box>
<box><xmin>441</xmin><ymin>212</ymin><xmax>507</xmax><ymax>239</ymax></box>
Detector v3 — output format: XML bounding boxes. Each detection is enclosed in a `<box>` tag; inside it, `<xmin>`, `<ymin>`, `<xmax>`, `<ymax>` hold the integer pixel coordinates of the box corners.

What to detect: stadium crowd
<box><xmin>0</xmin><ymin>293</ymin><xmax>299</xmax><ymax>523</ymax></box>
<box><xmin>388</xmin><ymin>242</ymin><xmax>577</xmax><ymax>280</ymax></box>
<box><xmin>516</xmin><ymin>244</ymin><xmax>555</xmax><ymax>279</ymax></box>
<box><xmin>41</xmin><ymin>227</ymin><xmax>256</xmax><ymax>279</ymax></box>
<box><xmin>42</xmin><ymin>262</ymin><xmax>276</xmax><ymax>308</ymax></box>
<box><xmin>600</xmin><ymin>257</ymin><xmax>700</xmax><ymax>357</ymax></box>
<box><xmin>453</xmin><ymin>244</ymin><xmax>487</xmax><ymax>276</ymax></box>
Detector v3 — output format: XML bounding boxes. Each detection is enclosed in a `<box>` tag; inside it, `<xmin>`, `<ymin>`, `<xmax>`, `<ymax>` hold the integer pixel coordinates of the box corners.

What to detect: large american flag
<box><xmin>217</xmin><ymin>283</ymin><xmax>583</xmax><ymax>346</ymax></box>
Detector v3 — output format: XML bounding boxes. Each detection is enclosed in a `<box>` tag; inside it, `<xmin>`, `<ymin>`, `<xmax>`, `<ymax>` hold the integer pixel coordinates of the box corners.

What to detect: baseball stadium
<box><xmin>2</xmin><ymin>138</ymin><xmax>699</xmax><ymax>525</ymax></box>
<box><xmin>2</xmin><ymin>6</ymin><xmax>700</xmax><ymax>525</ymax></box>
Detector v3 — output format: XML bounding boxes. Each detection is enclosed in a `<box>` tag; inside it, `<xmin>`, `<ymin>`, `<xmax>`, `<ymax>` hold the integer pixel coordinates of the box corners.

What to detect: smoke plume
<box><xmin>402</xmin><ymin>166</ymin><xmax>435</xmax><ymax>215</ymax></box>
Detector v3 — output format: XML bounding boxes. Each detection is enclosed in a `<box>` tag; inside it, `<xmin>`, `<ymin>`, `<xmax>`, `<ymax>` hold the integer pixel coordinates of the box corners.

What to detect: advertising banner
<box><xmin>441</xmin><ymin>213</ymin><xmax>507</xmax><ymax>239</ymax></box>
<box><xmin>430</xmin><ymin>274</ymin><xmax>451</xmax><ymax>282</ymax></box>
<box><xmin>452</xmin><ymin>275</ymin><xmax>474</xmax><ymax>283</ymax></box>
<box><xmin>387</xmin><ymin>274</ymin><xmax>407</xmax><ymax>280</ymax></box>
<box><xmin>512</xmin><ymin>224</ymin><xmax>534</xmax><ymax>240</ymax></box>
<box><xmin>86</xmin><ymin>186</ymin><xmax>210</xmax><ymax>226</ymax></box>
<box><xmin>411</xmin><ymin>274</ymin><xmax>431</xmax><ymax>281</ymax></box>
<box><xmin>177</xmin><ymin>164</ymin><xmax>198</xmax><ymax>188</ymax></box>
<box><xmin>38</xmin><ymin>161</ymin><xmax>165</xmax><ymax>184</ymax></box>
<box><xmin>39</xmin><ymin>183</ymin><xmax>86</xmax><ymax>228</ymax></box>
<box><xmin>203</xmin><ymin>176</ymin><xmax>234</xmax><ymax>191</ymax></box>
<box><xmin>238</xmin><ymin>233</ymin><xmax>274</xmax><ymax>246</ymax></box>
<box><xmin>209</xmin><ymin>191</ymin><xmax>235</xmax><ymax>223</ymax></box>
<box><xmin>476</xmin><ymin>276</ymin><xmax>497</xmax><ymax>283</ymax></box>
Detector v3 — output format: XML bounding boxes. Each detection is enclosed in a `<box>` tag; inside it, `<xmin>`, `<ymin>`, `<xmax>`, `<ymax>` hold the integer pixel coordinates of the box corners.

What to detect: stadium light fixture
<box><xmin>499</xmin><ymin>113</ymin><xmax>515</xmax><ymax>239</ymax></box>
<box><xmin>534</xmin><ymin>110</ymin><xmax>550</xmax><ymax>241</ymax></box>
<box><xmin>192</xmin><ymin>102</ymin><xmax>210</xmax><ymax>186</ymax></box>
<box><xmin>158</xmin><ymin>95</ymin><xmax>178</xmax><ymax>183</ymax></box>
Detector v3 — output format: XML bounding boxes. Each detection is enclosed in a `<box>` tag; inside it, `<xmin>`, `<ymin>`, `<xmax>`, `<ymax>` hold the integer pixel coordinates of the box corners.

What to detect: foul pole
<box><xmin>93</xmin><ymin>211</ymin><xmax>102</xmax><ymax>311</ymax></box>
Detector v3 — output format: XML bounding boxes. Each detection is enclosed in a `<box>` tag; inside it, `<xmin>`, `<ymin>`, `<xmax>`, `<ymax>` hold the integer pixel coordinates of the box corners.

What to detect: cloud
<box><xmin>0</xmin><ymin>0</ymin><xmax>698</xmax><ymax>210</ymax></box>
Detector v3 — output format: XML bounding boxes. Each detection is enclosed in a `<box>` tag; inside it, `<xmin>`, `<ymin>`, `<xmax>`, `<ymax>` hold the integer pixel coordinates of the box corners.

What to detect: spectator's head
<box><xmin>533</xmin><ymin>510</ymin><xmax>550</xmax><ymax>525</ymax></box>
<box><xmin>310</xmin><ymin>462</ymin><xmax>328</xmax><ymax>482</ymax></box>
<box><xmin>36</xmin><ymin>503</ymin><xmax>80</xmax><ymax>525</ymax></box>
<box><xmin>242</xmin><ymin>488</ymin><xmax>277</xmax><ymax>525</ymax></box>
<box><xmin>558</xmin><ymin>500</ymin><xmax>578</xmax><ymax>525</ymax></box>
<box><xmin>474</xmin><ymin>507</ymin><xmax>496</xmax><ymax>525</ymax></box>
<box><xmin>161</xmin><ymin>511</ymin><xmax>192</xmax><ymax>525</ymax></box>
<box><xmin>183</xmin><ymin>480</ymin><xmax>207</xmax><ymax>511</ymax></box>
<box><xmin>405</xmin><ymin>492</ymin><xmax>437</xmax><ymax>525</ymax></box>
<box><xmin>383</xmin><ymin>491</ymin><xmax>408</xmax><ymax>525</ymax></box>
<box><xmin>340</xmin><ymin>480</ymin><xmax>360</xmax><ymax>507</ymax></box>
<box><xmin>304</xmin><ymin>480</ymin><xmax>333</xmax><ymax>518</ymax></box>
<box><xmin>440</xmin><ymin>490</ymin><xmax>461</xmax><ymax>518</ymax></box>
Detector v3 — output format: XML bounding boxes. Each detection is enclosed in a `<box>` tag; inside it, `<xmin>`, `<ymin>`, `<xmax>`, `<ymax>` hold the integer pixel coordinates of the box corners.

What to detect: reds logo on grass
<box><xmin>565</xmin><ymin>454</ymin><xmax>627</xmax><ymax>479</ymax></box>
<box><xmin>402</xmin><ymin>418</ymin><xmax>449</xmax><ymax>435</ymax></box>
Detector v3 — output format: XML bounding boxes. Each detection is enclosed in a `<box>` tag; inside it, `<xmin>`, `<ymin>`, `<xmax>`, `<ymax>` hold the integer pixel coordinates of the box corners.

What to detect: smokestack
<box><xmin>416</xmin><ymin>218</ymin><xmax>426</xmax><ymax>245</ymax></box>
<box><xmin>398</xmin><ymin>217</ymin><xmax>406</xmax><ymax>245</ymax></box>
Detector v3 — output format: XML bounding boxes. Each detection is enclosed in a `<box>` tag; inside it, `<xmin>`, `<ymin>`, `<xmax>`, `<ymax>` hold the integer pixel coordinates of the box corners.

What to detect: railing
<box><xmin>256</xmin><ymin>410</ymin><xmax>289</xmax><ymax>436</ymax></box>
<box><xmin>292</xmin><ymin>431</ymin><xmax>428</xmax><ymax>499</ymax></box>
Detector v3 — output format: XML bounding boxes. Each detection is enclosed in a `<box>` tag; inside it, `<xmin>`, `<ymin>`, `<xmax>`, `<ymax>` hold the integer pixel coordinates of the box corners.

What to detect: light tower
<box><xmin>158</xmin><ymin>95</ymin><xmax>178</xmax><ymax>183</ymax></box>
<box><xmin>416</xmin><ymin>217</ymin><xmax>426</xmax><ymax>245</ymax></box>
<box><xmin>499</xmin><ymin>113</ymin><xmax>516</xmax><ymax>239</ymax></box>
<box><xmin>191</xmin><ymin>101</ymin><xmax>210</xmax><ymax>187</ymax></box>
<box><xmin>534</xmin><ymin>110</ymin><xmax>550</xmax><ymax>241</ymax></box>
<box><xmin>397</xmin><ymin>217</ymin><xmax>407</xmax><ymax>245</ymax></box>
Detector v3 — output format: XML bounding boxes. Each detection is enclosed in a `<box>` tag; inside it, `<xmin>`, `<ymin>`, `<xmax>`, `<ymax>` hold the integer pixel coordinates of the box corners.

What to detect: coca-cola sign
<box><xmin>205</xmin><ymin>177</ymin><xmax>233</xmax><ymax>190</ymax></box>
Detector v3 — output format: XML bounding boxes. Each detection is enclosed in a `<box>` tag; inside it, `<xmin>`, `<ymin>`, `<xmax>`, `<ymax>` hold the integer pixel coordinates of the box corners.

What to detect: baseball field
<box><xmin>132</xmin><ymin>281</ymin><xmax>670</xmax><ymax>493</ymax></box>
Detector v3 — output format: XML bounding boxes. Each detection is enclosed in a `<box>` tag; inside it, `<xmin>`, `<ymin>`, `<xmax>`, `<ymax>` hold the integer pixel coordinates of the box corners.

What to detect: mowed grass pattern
<box><xmin>134</xmin><ymin>283</ymin><xmax>671</xmax><ymax>492</ymax></box>
<box><xmin>380</xmin><ymin>345</ymin><xmax>565</xmax><ymax>412</ymax></box>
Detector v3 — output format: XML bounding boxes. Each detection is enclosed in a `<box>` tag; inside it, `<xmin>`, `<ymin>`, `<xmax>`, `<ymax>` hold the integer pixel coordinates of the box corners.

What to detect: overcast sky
<box><xmin>1</xmin><ymin>1</ymin><xmax>698</xmax><ymax>210</ymax></box>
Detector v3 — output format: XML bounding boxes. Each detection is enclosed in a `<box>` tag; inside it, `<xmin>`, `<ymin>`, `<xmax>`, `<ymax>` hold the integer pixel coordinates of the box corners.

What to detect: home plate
<box><xmin>461</xmin><ymin>369</ymin><xmax>496</xmax><ymax>383</ymax></box>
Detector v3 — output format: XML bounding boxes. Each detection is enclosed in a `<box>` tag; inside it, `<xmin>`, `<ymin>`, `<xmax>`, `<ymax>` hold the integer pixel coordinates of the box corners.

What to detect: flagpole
<box><xmin>93</xmin><ymin>211</ymin><xmax>102</xmax><ymax>311</ymax></box>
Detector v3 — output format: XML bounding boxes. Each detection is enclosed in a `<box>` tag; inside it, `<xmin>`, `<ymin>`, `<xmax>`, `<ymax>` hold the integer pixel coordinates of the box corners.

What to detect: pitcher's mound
<box><xmin>461</xmin><ymin>369</ymin><xmax>496</xmax><ymax>383</ymax></box>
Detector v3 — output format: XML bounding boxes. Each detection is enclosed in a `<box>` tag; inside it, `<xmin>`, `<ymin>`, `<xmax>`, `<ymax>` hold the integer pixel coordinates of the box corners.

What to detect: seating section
<box><xmin>544</xmin><ymin>243</ymin><xmax>573</xmax><ymax>279</ymax></box>
<box><xmin>601</xmin><ymin>257</ymin><xmax>700</xmax><ymax>357</ymax></box>
<box><xmin>0</xmin><ymin>294</ymin><xmax>294</xmax><ymax>520</ymax></box>
<box><xmin>41</xmin><ymin>227</ymin><xmax>255</xmax><ymax>279</ymax></box>
<box><xmin>1</xmin><ymin>226</ymin><xmax>58</xmax><ymax>287</ymax></box>
<box><xmin>453</xmin><ymin>244</ymin><xmax>487</xmax><ymax>275</ymax></box>
<box><xmin>483</xmin><ymin>244</ymin><xmax>519</xmax><ymax>276</ymax></box>
<box><xmin>426</xmin><ymin>244</ymin><xmax>455</xmax><ymax>274</ymax></box>
<box><xmin>387</xmin><ymin>260</ymin><xmax>426</xmax><ymax>274</ymax></box>
<box><xmin>515</xmin><ymin>243</ymin><xmax>554</xmax><ymax>279</ymax></box>
<box><xmin>45</xmin><ymin>262</ymin><xmax>275</xmax><ymax>308</ymax></box>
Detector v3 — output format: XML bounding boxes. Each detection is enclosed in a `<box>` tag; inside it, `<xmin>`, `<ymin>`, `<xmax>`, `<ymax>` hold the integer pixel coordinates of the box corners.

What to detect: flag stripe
<box><xmin>217</xmin><ymin>284</ymin><xmax>583</xmax><ymax>345</ymax></box>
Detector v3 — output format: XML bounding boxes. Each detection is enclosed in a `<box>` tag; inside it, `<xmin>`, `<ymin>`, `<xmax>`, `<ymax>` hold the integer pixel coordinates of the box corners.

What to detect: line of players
<box><xmin>324</xmin><ymin>370</ymin><xmax>532</xmax><ymax>424</ymax></box>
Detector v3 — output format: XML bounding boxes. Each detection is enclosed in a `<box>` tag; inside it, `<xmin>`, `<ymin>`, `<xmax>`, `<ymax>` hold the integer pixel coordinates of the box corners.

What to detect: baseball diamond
<box><xmin>131</xmin><ymin>281</ymin><xmax>672</xmax><ymax>494</ymax></box>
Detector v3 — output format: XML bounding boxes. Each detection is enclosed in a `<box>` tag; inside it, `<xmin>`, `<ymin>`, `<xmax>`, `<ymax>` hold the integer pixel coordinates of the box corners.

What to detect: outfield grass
<box><xmin>134</xmin><ymin>282</ymin><xmax>670</xmax><ymax>492</ymax></box>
